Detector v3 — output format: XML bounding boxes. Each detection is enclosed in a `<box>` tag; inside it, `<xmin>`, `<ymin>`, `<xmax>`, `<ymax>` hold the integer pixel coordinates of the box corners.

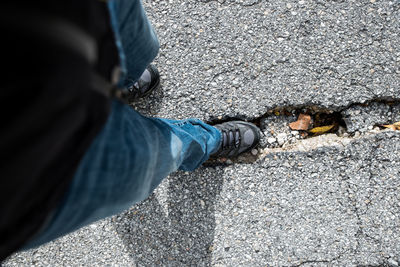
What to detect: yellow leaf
<box><xmin>309</xmin><ymin>125</ymin><xmax>334</xmax><ymax>135</ymax></box>
<box><xmin>383</xmin><ymin>124</ymin><xmax>396</xmax><ymax>131</ymax></box>
<box><xmin>383</xmin><ymin>121</ymin><xmax>400</xmax><ymax>130</ymax></box>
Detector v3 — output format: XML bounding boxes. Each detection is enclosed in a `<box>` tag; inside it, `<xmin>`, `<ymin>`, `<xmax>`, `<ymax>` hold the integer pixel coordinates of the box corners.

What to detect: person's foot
<box><xmin>128</xmin><ymin>64</ymin><xmax>160</xmax><ymax>101</ymax></box>
<box><xmin>211</xmin><ymin>121</ymin><xmax>260</xmax><ymax>158</ymax></box>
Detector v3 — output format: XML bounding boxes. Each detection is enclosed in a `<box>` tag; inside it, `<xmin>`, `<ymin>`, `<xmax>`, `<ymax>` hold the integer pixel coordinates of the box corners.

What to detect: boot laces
<box><xmin>221</xmin><ymin>128</ymin><xmax>241</xmax><ymax>150</ymax></box>
<box><xmin>128</xmin><ymin>81</ymin><xmax>145</xmax><ymax>99</ymax></box>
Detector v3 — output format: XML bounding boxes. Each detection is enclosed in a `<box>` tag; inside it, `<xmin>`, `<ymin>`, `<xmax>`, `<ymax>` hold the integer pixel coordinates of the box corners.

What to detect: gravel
<box><xmin>267</xmin><ymin>137</ymin><xmax>276</xmax><ymax>144</ymax></box>
<box><xmin>260</xmin><ymin>114</ymin><xmax>302</xmax><ymax>148</ymax></box>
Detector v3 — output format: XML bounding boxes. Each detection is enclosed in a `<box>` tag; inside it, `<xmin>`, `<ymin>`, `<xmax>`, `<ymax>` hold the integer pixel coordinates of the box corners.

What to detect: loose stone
<box><xmin>276</xmin><ymin>133</ymin><xmax>287</xmax><ymax>146</ymax></box>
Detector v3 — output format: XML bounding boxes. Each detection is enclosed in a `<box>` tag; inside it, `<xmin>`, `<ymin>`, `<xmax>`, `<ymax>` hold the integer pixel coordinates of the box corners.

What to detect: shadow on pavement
<box><xmin>131</xmin><ymin>83</ymin><xmax>165</xmax><ymax>117</ymax></box>
<box><xmin>114</xmin><ymin>166</ymin><xmax>225</xmax><ymax>266</ymax></box>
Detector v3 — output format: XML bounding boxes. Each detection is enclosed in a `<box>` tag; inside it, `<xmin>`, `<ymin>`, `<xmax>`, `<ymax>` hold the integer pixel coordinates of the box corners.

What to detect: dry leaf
<box><xmin>220</xmin><ymin>157</ymin><xmax>227</xmax><ymax>162</ymax></box>
<box><xmin>289</xmin><ymin>114</ymin><xmax>311</xmax><ymax>131</ymax></box>
<box><xmin>383</xmin><ymin>121</ymin><xmax>400</xmax><ymax>130</ymax></box>
<box><xmin>383</xmin><ymin>124</ymin><xmax>396</xmax><ymax>131</ymax></box>
<box><xmin>309</xmin><ymin>125</ymin><xmax>335</xmax><ymax>135</ymax></box>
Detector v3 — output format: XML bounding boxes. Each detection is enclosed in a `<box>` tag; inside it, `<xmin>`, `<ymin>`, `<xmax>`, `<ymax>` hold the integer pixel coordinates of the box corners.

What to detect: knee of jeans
<box><xmin>169</xmin><ymin>133</ymin><xmax>183</xmax><ymax>170</ymax></box>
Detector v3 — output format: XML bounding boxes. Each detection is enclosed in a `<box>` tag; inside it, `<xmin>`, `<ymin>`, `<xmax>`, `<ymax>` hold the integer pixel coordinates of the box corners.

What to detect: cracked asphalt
<box><xmin>4</xmin><ymin>0</ymin><xmax>400</xmax><ymax>266</ymax></box>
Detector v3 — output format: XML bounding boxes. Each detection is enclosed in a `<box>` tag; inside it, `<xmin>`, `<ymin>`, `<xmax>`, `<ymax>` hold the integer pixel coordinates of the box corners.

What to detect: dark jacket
<box><xmin>0</xmin><ymin>1</ymin><xmax>119</xmax><ymax>261</ymax></box>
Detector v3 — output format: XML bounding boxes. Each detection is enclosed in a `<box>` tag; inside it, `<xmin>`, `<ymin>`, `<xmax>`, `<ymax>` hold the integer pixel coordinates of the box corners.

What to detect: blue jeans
<box><xmin>24</xmin><ymin>0</ymin><xmax>221</xmax><ymax>249</ymax></box>
<box><xmin>108</xmin><ymin>0</ymin><xmax>160</xmax><ymax>87</ymax></box>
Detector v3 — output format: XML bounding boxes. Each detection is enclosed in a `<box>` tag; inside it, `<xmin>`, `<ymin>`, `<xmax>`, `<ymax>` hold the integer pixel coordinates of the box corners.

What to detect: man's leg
<box><xmin>108</xmin><ymin>0</ymin><xmax>159</xmax><ymax>87</ymax></box>
<box><xmin>23</xmin><ymin>100</ymin><xmax>221</xmax><ymax>249</ymax></box>
<box><xmin>22</xmin><ymin>0</ymin><xmax>260</xmax><ymax>250</ymax></box>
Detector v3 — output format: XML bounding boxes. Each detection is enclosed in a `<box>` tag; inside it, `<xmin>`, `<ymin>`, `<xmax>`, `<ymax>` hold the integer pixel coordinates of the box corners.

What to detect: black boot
<box><xmin>212</xmin><ymin>121</ymin><xmax>260</xmax><ymax>158</ymax></box>
<box><xmin>127</xmin><ymin>64</ymin><xmax>160</xmax><ymax>101</ymax></box>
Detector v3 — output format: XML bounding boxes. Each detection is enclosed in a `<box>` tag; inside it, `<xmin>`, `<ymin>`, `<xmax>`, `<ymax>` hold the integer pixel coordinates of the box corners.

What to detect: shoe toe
<box><xmin>243</xmin><ymin>128</ymin><xmax>255</xmax><ymax>145</ymax></box>
<box><xmin>238</xmin><ymin>127</ymin><xmax>258</xmax><ymax>154</ymax></box>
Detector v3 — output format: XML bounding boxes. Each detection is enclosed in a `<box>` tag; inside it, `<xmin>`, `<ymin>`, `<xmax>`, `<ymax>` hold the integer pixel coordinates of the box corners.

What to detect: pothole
<box><xmin>259</xmin><ymin>108</ymin><xmax>347</xmax><ymax>145</ymax></box>
<box><xmin>208</xmin><ymin>107</ymin><xmax>348</xmax><ymax>148</ymax></box>
<box><xmin>205</xmin><ymin>101</ymin><xmax>400</xmax><ymax>165</ymax></box>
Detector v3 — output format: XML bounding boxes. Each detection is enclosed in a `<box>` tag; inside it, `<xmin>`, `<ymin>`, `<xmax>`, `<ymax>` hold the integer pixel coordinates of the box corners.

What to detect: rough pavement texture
<box><xmin>5</xmin><ymin>132</ymin><xmax>400</xmax><ymax>266</ymax></box>
<box><xmin>134</xmin><ymin>0</ymin><xmax>400</xmax><ymax>121</ymax></box>
<box><xmin>4</xmin><ymin>0</ymin><xmax>400</xmax><ymax>266</ymax></box>
<box><xmin>342</xmin><ymin>102</ymin><xmax>400</xmax><ymax>133</ymax></box>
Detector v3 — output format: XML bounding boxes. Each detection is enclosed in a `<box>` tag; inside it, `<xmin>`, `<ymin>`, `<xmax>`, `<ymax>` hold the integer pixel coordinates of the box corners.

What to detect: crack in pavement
<box><xmin>291</xmin><ymin>256</ymin><xmax>340</xmax><ymax>267</ymax></box>
<box><xmin>208</xmin><ymin>98</ymin><xmax>400</xmax><ymax>124</ymax></box>
<box><xmin>207</xmin><ymin>99</ymin><xmax>400</xmax><ymax>151</ymax></box>
<box><xmin>205</xmin><ymin>99</ymin><xmax>400</xmax><ymax>165</ymax></box>
<box><xmin>199</xmin><ymin>0</ymin><xmax>262</xmax><ymax>7</ymax></box>
<box><xmin>335</xmin><ymin>134</ymin><xmax>400</xmax><ymax>266</ymax></box>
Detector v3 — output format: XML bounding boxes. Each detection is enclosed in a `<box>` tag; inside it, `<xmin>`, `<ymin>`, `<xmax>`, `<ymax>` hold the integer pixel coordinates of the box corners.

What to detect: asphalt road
<box><xmin>4</xmin><ymin>0</ymin><xmax>400</xmax><ymax>266</ymax></box>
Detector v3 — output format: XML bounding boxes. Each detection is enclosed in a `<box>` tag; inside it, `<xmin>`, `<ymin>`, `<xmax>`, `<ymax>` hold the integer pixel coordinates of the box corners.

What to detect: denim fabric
<box><xmin>24</xmin><ymin>101</ymin><xmax>221</xmax><ymax>249</ymax></box>
<box><xmin>108</xmin><ymin>0</ymin><xmax>160</xmax><ymax>88</ymax></box>
<box><xmin>23</xmin><ymin>0</ymin><xmax>221</xmax><ymax>249</ymax></box>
